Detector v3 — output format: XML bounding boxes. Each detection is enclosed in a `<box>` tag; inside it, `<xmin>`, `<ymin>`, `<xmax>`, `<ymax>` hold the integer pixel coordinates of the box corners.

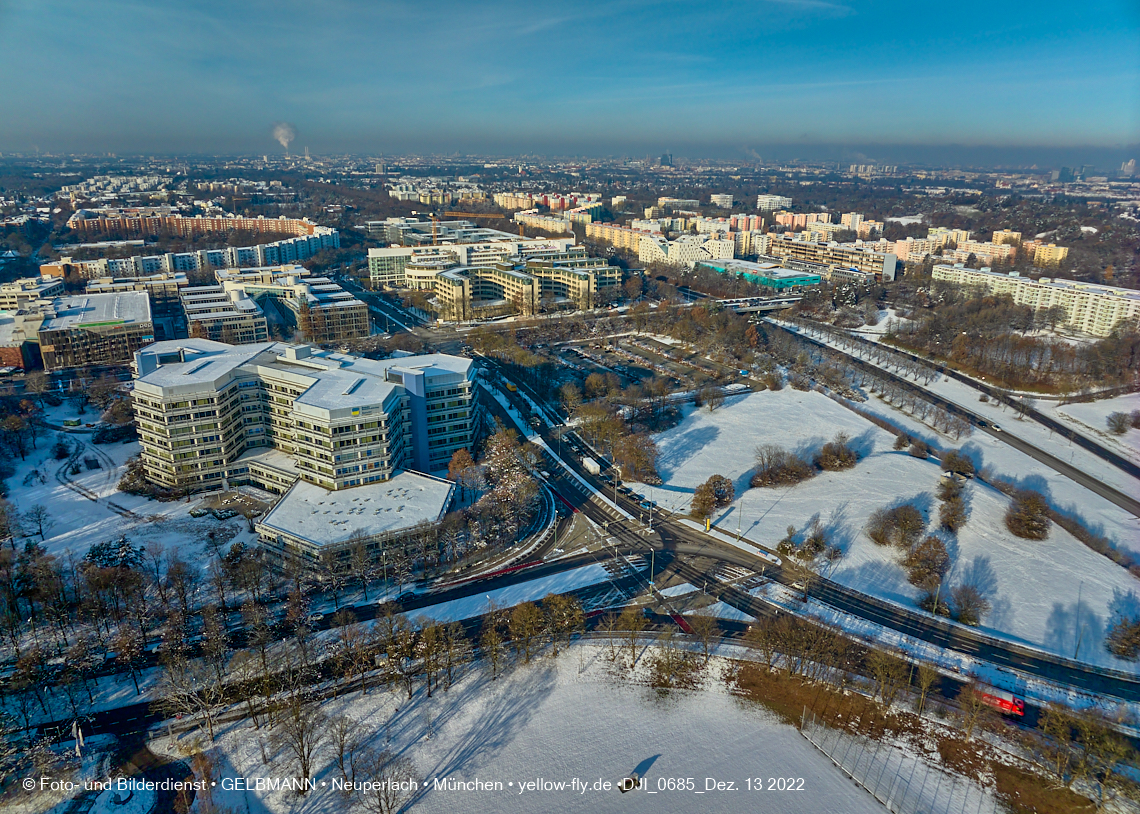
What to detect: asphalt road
<box><xmin>486</xmin><ymin>368</ymin><xmax>1140</xmax><ymax>703</ymax></box>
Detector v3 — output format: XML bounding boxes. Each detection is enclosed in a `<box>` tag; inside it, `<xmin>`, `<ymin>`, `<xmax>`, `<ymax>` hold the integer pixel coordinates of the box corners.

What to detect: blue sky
<box><xmin>0</xmin><ymin>0</ymin><xmax>1137</xmax><ymax>159</ymax></box>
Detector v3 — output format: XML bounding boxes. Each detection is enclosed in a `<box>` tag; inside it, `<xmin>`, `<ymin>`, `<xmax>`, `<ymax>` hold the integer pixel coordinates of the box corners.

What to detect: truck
<box><xmin>504</xmin><ymin>382</ymin><xmax>517</xmax><ymax>392</ymax></box>
<box><xmin>582</xmin><ymin>457</ymin><xmax>601</xmax><ymax>476</ymax></box>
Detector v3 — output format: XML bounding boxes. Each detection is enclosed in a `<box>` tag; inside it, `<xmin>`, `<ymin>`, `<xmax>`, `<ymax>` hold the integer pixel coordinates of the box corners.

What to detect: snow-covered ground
<box><xmin>6</xmin><ymin>400</ymin><xmax>258</xmax><ymax>568</ymax></box>
<box><xmin>634</xmin><ymin>389</ymin><xmax>1140</xmax><ymax>671</ymax></box>
<box><xmin>1045</xmin><ymin>392</ymin><xmax>1140</xmax><ymax>461</ymax></box>
<box><xmin>158</xmin><ymin>646</ymin><xmax>890</xmax><ymax>814</ymax></box>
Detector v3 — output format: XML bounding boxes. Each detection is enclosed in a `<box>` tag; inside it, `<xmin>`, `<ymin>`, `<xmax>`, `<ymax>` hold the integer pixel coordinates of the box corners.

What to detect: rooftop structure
<box><xmin>86</xmin><ymin>272</ymin><xmax>189</xmax><ymax>341</ymax></box>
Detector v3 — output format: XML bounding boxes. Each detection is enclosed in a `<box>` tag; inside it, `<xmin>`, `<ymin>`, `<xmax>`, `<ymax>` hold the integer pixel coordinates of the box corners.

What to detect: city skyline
<box><xmin>0</xmin><ymin>0</ymin><xmax>1137</xmax><ymax>163</ymax></box>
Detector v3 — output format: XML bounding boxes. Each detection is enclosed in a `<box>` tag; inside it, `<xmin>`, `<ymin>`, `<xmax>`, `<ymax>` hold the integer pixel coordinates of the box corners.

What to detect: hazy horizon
<box><xmin>1</xmin><ymin>0</ymin><xmax>1137</xmax><ymax>166</ymax></box>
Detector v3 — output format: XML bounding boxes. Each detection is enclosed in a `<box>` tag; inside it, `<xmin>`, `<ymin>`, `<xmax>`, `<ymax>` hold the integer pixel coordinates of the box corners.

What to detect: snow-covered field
<box><xmin>160</xmin><ymin>646</ymin><xmax>889</xmax><ymax>814</ymax></box>
<box><xmin>637</xmin><ymin>390</ymin><xmax>1140</xmax><ymax>671</ymax></box>
<box><xmin>1047</xmin><ymin>392</ymin><xmax>1140</xmax><ymax>461</ymax></box>
<box><xmin>5</xmin><ymin>401</ymin><xmax>258</xmax><ymax>568</ymax></box>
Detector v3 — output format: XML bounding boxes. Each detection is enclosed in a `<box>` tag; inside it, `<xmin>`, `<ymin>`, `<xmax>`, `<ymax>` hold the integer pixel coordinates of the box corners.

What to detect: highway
<box><xmin>484</xmin><ymin>367</ymin><xmax>1140</xmax><ymax>703</ymax></box>
<box><xmin>764</xmin><ymin>320</ymin><xmax>1140</xmax><ymax>518</ymax></box>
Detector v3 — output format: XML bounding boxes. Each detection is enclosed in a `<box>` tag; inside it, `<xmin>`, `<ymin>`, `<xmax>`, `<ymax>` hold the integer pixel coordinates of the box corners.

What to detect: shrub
<box><xmin>52</xmin><ymin>435</ymin><xmax>71</xmax><ymax>460</ymax></box>
<box><xmin>866</xmin><ymin>504</ymin><xmax>926</xmax><ymax>548</ymax></box>
<box><xmin>951</xmin><ymin>584</ymin><xmax>992</xmax><ymax>626</ymax></box>
<box><xmin>706</xmin><ymin>474</ymin><xmax>735</xmax><ymax>507</ymax></box>
<box><xmin>815</xmin><ymin>432</ymin><xmax>858</xmax><ymax>471</ymax></box>
<box><xmin>903</xmin><ymin>535</ymin><xmax>950</xmax><ymax>591</ymax></box>
<box><xmin>1106</xmin><ymin>619</ymin><xmax>1140</xmax><ymax>661</ymax></box>
<box><xmin>978</xmin><ymin>394</ymin><xmax>989</xmax><ymax>403</ymax></box>
<box><xmin>940</xmin><ymin>449</ymin><xmax>975</xmax><ymax>477</ymax></box>
<box><xmin>1004</xmin><ymin>489</ymin><xmax>1051</xmax><ymax>540</ymax></box>
<box><xmin>936</xmin><ymin>477</ymin><xmax>963</xmax><ymax>501</ymax></box>
<box><xmin>1107</xmin><ymin>412</ymin><xmax>1130</xmax><ymax>435</ymax></box>
<box><xmin>1132</xmin><ymin>410</ymin><xmax>1140</xmax><ymax>430</ymax></box>
<box><xmin>751</xmin><ymin>444</ymin><xmax>814</xmax><ymax>488</ymax></box>
<box><xmin>909</xmin><ymin>440</ymin><xmax>929</xmax><ymax>458</ymax></box>
<box><xmin>893</xmin><ymin>434</ymin><xmax>910</xmax><ymax>451</ymax></box>
<box><xmin>939</xmin><ymin>497</ymin><xmax>967</xmax><ymax>532</ymax></box>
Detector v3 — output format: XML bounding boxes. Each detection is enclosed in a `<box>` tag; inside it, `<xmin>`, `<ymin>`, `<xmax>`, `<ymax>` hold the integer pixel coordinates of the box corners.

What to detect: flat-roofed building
<box><xmin>0</xmin><ymin>276</ymin><xmax>64</xmax><ymax>310</ymax></box>
<box><xmin>697</xmin><ymin>259</ymin><xmax>821</xmax><ymax>290</ymax></box>
<box><xmin>181</xmin><ymin>286</ymin><xmax>269</xmax><ymax>345</ymax></box>
<box><xmin>131</xmin><ymin>340</ymin><xmax>475</xmax><ymax>493</ymax></box>
<box><xmin>756</xmin><ymin>194</ymin><xmax>792</xmax><ymax>211</ymax></box>
<box><xmin>367</xmin><ymin>237</ymin><xmax>575</xmax><ymax>289</ymax></box>
<box><xmin>86</xmin><ymin>272</ymin><xmax>189</xmax><ymax>341</ymax></box>
<box><xmin>932</xmin><ymin>264</ymin><xmax>1140</xmax><ymax>337</ymax></box>
<box><xmin>37</xmin><ymin>292</ymin><xmax>154</xmax><ymax>370</ymax></box>
<box><xmin>767</xmin><ymin>236</ymin><xmax>898</xmax><ymax>281</ymax></box>
<box><xmin>1033</xmin><ymin>243</ymin><xmax>1069</xmax><ymax>268</ymax></box>
<box><xmin>214</xmin><ymin>265</ymin><xmax>369</xmax><ymax>344</ymax></box>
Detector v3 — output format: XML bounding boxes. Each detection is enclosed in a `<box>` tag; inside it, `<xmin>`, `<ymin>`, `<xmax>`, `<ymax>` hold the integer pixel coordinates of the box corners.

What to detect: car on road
<box><xmin>618</xmin><ymin>486</ymin><xmax>633</xmax><ymax>496</ymax></box>
<box><xmin>639</xmin><ymin>500</ymin><xmax>656</xmax><ymax>510</ymax></box>
<box><xmin>397</xmin><ymin>591</ymin><xmax>416</xmax><ymax>602</ymax></box>
<box><xmin>991</xmin><ymin>424</ymin><xmax>1001</xmax><ymax>432</ymax></box>
<box><xmin>306</xmin><ymin>612</ymin><xmax>324</xmax><ymax>625</ymax></box>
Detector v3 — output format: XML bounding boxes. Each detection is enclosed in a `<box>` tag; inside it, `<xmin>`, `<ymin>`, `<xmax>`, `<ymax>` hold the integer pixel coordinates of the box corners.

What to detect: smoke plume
<box><xmin>273</xmin><ymin>122</ymin><xmax>296</xmax><ymax>153</ymax></box>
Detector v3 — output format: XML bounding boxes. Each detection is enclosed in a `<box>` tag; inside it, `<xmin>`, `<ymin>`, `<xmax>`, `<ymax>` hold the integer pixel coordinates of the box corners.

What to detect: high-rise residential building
<box><xmin>1033</xmin><ymin>243</ymin><xmax>1069</xmax><ymax>268</ymax></box>
<box><xmin>710</xmin><ymin>194</ymin><xmax>734</xmax><ymax>208</ymax></box>
<box><xmin>992</xmin><ymin>229</ymin><xmax>1022</xmax><ymax>246</ymax></box>
<box><xmin>932</xmin><ymin>265</ymin><xmax>1140</xmax><ymax>337</ymax></box>
<box><xmin>131</xmin><ymin>340</ymin><xmax>476</xmax><ymax>493</ymax></box>
<box><xmin>66</xmin><ymin>211</ymin><xmax>329</xmax><ymax>240</ymax></box>
<box><xmin>40</xmin><ymin>227</ymin><xmax>340</xmax><ymax>280</ymax></box>
<box><xmin>1122</xmin><ymin>159</ymin><xmax>1137</xmax><ymax>177</ymax></box>
<box><xmin>638</xmin><ymin>233</ymin><xmax>735</xmax><ymax>267</ymax></box>
<box><xmin>756</xmin><ymin>194</ymin><xmax>792</xmax><ymax>211</ymax></box>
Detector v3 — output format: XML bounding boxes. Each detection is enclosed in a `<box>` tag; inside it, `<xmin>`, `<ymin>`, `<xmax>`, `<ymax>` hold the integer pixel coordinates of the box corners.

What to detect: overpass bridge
<box><xmin>716</xmin><ymin>295</ymin><xmax>801</xmax><ymax>313</ymax></box>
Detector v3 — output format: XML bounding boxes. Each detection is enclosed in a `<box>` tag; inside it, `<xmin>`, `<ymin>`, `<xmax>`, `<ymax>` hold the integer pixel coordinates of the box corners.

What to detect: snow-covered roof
<box><xmin>258</xmin><ymin>470</ymin><xmax>454</xmax><ymax>548</ymax></box>
<box><xmin>39</xmin><ymin>292</ymin><xmax>152</xmax><ymax>331</ymax></box>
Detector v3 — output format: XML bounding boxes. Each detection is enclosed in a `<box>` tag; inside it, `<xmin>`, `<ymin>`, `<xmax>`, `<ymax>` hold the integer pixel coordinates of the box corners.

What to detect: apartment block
<box><xmin>66</xmin><ymin>211</ymin><xmax>326</xmax><ymax>240</ymax></box>
<box><xmin>514</xmin><ymin>209</ymin><xmax>572</xmax><ymax>233</ymax></box>
<box><xmin>584</xmin><ymin>221</ymin><xmax>656</xmax><ymax>252</ymax></box>
<box><xmin>1033</xmin><ymin>243</ymin><xmax>1069</xmax><ymax>268</ymax></box>
<box><xmin>775</xmin><ymin>211</ymin><xmax>831</xmax><ymax>230</ymax></box>
<box><xmin>932</xmin><ymin>264</ymin><xmax>1140</xmax><ymax>337</ymax></box>
<box><xmin>710</xmin><ymin>194</ymin><xmax>734</xmax><ymax>208</ymax></box>
<box><xmin>639</xmin><ymin>233</ymin><xmax>735</xmax><ymax>267</ymax></box>
<box><xmin>40</xmin><ymin>227</ymin><xmax>340</xmax><ymax>280</ymax></box>
<box><xmin>756</xmin><ymin>194</ymin><xmax>792</xmax><ymax>211</ymax></box>
<box><xmin>767</xmin><ymin>236</ymin><xmax>898</xmax><ymax>282</ymax></box>
<box><xmin>992</xmin><ymin>229</ymin><xmax>1022</xmax><ymax>246</ymax></box>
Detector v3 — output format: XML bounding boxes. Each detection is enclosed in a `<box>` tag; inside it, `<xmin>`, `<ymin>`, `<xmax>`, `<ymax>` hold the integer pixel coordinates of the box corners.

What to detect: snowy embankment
<box><xmin>155</xmin><ymin>646</ymin><xmax>890</xmax><ymax>814</ymax></box>
<box><xmin>771</xmin><ymin>318</ymin><xmax>1140</xmax><ymax>500</ymax></box>
<box><xmin>1044</xmin><ymin>392</ymin><xmax>1140</xmax><ymax>463</ymax></box>
<box><xmin>635</xmin><ymin>389</ymin><xmax>1140</xmax><ymax>672</ymax></box>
